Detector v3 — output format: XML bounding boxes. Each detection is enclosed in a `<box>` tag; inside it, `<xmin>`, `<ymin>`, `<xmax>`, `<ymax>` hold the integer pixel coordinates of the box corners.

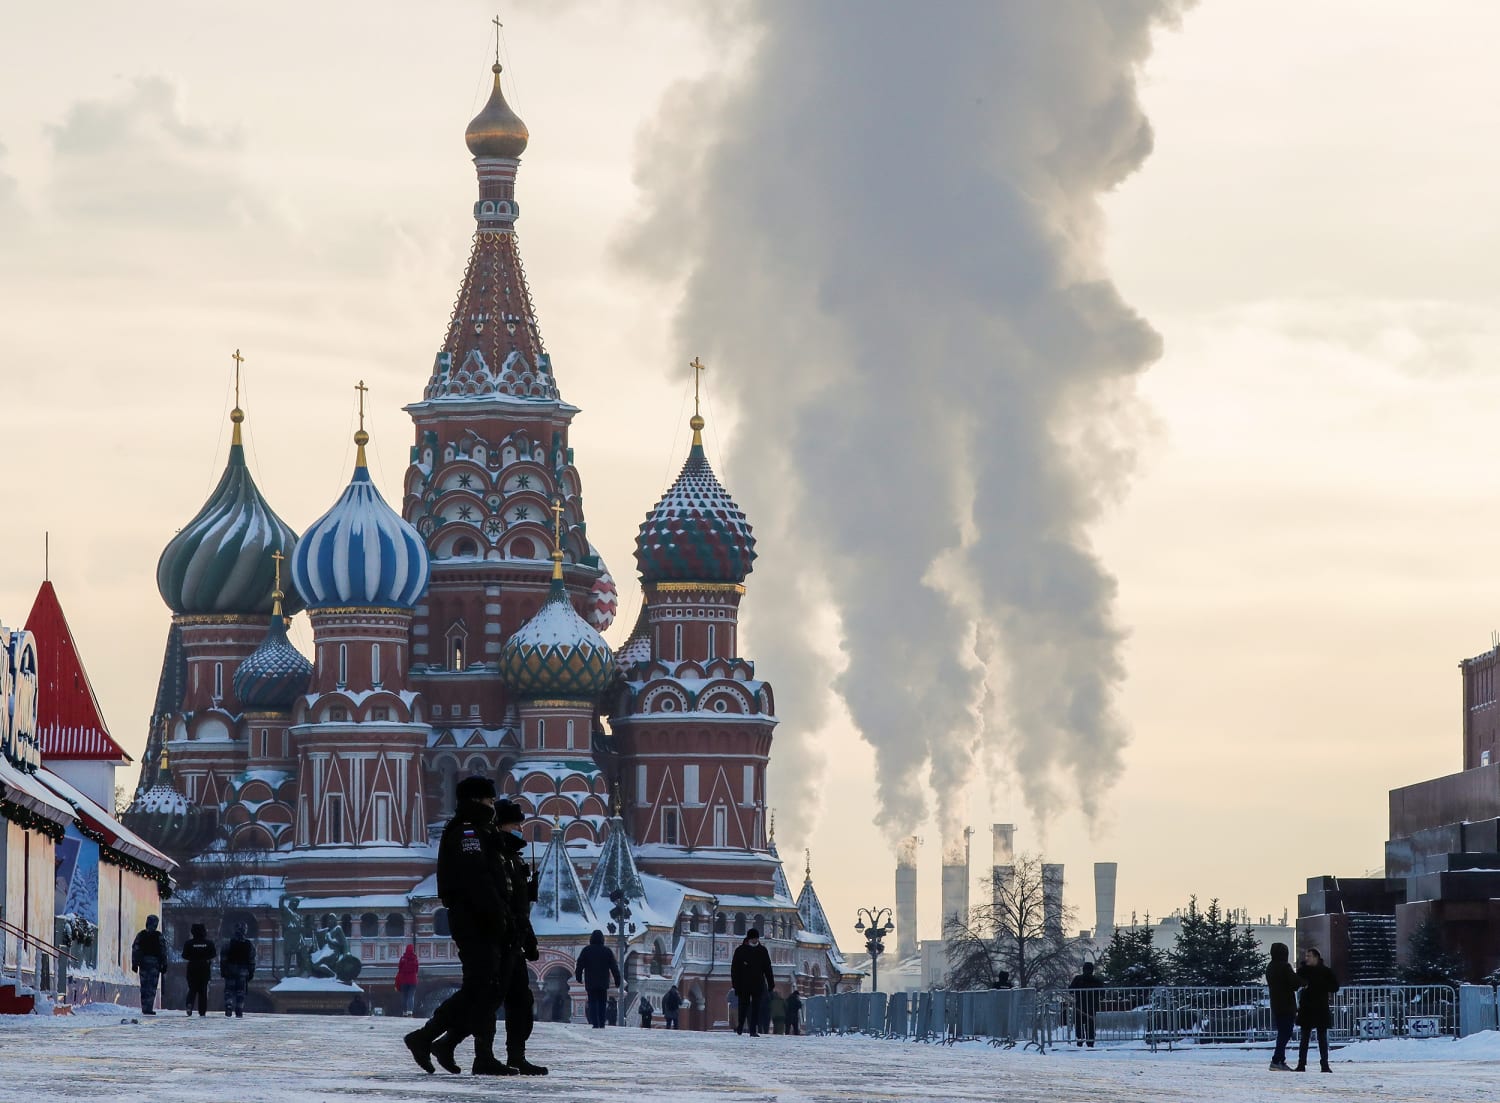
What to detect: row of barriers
<box><xmin>805</xmin><ymin>984</ymin><xmax>1497</xmax><ymax>1049</ymax></box>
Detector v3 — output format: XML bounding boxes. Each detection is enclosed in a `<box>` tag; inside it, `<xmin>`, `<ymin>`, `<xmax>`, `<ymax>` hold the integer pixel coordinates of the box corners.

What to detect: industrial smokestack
<box><xmin>940</xmin><ymin>828</ymin><xmax>973</xmax><ymax>938</ymax></box>
<box><xmin>1093</xmin><ymin>862</ymin><xmax>1118</xmax><ymax>944</ymax></box>
<box><xmin>895</xmin><ymin>836</ymin><xmax>919</xmax><ymax>960</ymax></box>
<box><xmin>1043</xmin><ymin>863</ymin><xmax>1065</xmax><ymax>938</ymax></box>
<box><xmin>991</xmin><ymin>824</ymin><xmax>1015</xmax><ymax>908</ymax></box>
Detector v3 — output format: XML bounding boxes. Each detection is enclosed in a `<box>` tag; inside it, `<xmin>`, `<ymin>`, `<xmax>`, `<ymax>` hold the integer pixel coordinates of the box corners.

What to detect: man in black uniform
<box><xmin>405</xmin><ymin>775</ymin><xmax>513</xmax><ymax>1076</ymax></box>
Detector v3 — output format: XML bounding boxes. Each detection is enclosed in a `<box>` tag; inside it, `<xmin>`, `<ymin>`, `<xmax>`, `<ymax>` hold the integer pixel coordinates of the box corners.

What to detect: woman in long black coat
<box><xmin>180</xmin><ymin>923</ymin><xmax>217</xmax><ymax>1018</ymax></box>
<box><xmin>1294</xmin><ymin>947</ymin><xmax>1339</xmax><ymax>1072</ymax></box>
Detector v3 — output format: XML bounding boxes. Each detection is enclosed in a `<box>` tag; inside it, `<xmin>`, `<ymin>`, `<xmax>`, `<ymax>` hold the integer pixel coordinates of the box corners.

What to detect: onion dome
<box><xmin>500</xmin><ymin>513</ymin><xmax>614</xmax><ymax>699</ymax></box>
<box><xmin>635</xmin><ymin>404</ymin><xmax>756</xmax><ymax>584</ymax></box>
<box><xmin>157</xmin><ymin>396</ymin><xmax>301</xmax><ymax>616</ymax></box>
<box><xmin>466</xmin><ymin>64</ymin><xmax>529</xmax><ymax>158</ymax></box>
<box><xmin>232</xmin><ymin>561</ymin><xmax>312</xmax><ymax>709</ymax></box>
<box><xmin>588</xmin><ymin>552</ymin><xmax>618</xmax><ymax>632</ymax></box>
<box><xmin>291</xmin><ymin>396</ymin><xmax>431</xmax><ymax>610</ymax></box>
<box><xmin>615</xmin><ymin>598</ymin><xmax>651</xmax><ymax>674</ymax></box>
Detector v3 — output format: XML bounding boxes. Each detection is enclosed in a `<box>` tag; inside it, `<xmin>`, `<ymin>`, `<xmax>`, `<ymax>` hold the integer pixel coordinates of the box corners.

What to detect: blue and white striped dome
<box><xmin>291</xmin><ymin>463</ymin><xmax>430</xmax><ymax>610</ymax></box>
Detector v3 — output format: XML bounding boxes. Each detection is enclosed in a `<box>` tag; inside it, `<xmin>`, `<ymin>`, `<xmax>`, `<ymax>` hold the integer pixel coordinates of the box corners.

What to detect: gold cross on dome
<box><xmin>690</xmin><ymin>356</ymin><xmax>706</xmax><ymax>418</ymax></box>
<box><xmin>492</xmin><ymin>13</ymin><xmax>503</xmax><ymax>65</ymax></box>
<box><xmin>231</xmin><ymin>348</ymin><xmax>245</xmax><ymax>406</ymax></box>
<box><xmin>551</xmin><ymin>497</ymin><xmax>565</xmax><ymax>549</ymax></box>
<box><xmin>271</xmin><ymin>549</ymin><xmax>285</xmax><ymax>590</ymax></box>
<box><xmin>355</xmin><ymin>379</ymin><xmax>368</xmax><ymax>431</ymax></box>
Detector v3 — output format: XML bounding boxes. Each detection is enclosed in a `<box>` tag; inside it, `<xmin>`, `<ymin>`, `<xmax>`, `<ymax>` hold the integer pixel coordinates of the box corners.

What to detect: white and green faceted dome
<box><xmin>499</xmin><ymin>577</ymin><xmax>614</xmax><ymax>700</ymax></box>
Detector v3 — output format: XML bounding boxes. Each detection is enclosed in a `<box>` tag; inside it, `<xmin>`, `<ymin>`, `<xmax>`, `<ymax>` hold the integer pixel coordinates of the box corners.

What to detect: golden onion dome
<box><xmin>466</xmin><ymin>63</ymin><xmax>529</xmax><ymax>158</ymax></box>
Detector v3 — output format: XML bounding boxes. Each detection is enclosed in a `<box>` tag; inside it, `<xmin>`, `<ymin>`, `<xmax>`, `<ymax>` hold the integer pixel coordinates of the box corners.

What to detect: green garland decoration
<box><xmin>0</xmin><ymin>795</ymin><xmax>67</xmax><ymax>841</ymax></box>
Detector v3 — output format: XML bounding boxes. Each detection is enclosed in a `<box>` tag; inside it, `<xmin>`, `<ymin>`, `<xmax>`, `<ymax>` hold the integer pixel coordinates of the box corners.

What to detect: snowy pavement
<box><xmin>2</xmin><ymin>1010</ymin><xmax>1497</xmax><ymax>1102</ymax></box>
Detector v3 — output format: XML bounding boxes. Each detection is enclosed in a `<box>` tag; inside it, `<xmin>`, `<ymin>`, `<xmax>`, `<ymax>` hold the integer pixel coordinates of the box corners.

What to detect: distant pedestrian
<box><xmin>661</xmin><ymin>985</ymin><xmax>682</xmax><ymax>1029</ymax></box>
<box><xmin>731</xmin><ymin>928</ymin><xmax>775</xmax><ymax>1037</ymax></box>
<box><xmin>181</xmin><ymin>922</ymin><xmax>216</xmax><ymax>1017</ymax></box>
<box><xmin>992</xmin><ymin>970</ymin><xmax>1013</xmax><ymax>989</ymax></box>
<box><xmin>787</xmin><ymin>989</ymin><xmax>802</xmax><ymax>1035</ymax></box>
<box><xmin>574</xmin><ymin>930</ymin><xmax>622</xmax><ymax>1029</ymax></box>
<box><xmin>1068</xmin><ymin>962</ymin><xmax>1104</xmax><ymax>1048</ymax></box>
<box><xmin>638</xmin><ymin>995</ymin><xmax>654</xmax><ymax>1028</ymax></box>
<box><xmin>220</xmin><ymin>923</ymin><xmax>257</xmax><ymax>1018</ymax></box>
<box><xmin>1295</xmin><ymin>948</ymin><xmax>1339</xmax><ymax>1073</ymax></box>
<box><xmin>395</xmin><ymin>944</ymin><xmax>420</xmax><ymax>1017</ymax></box>
<box><xmin>1266</xmin><ymin>942</ymin><xmax>1303</xmax><ymax>1071</ymax></box>
<box><xmin>606</xmin><ymin>994</ymin><xmax>618</xmax><ymax>1026</ymax></box>
<box><xmin>769</xmin><ymin>988</ymin><xmax>788</xmax><ymax>1034</ymax></box>
<box><xmin>349</xmin><ymin>993</ymin><xmax>369</xmax><ymax>1016</ymax></box>
<box><xmin>131</xmin><ymin>915</ymin><xmax>167</xmax><ymax>1015</ymax></box>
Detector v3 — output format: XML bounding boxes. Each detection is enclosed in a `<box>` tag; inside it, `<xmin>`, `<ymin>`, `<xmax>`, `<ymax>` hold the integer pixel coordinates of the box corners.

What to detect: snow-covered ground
<box><xmin>1</xmin><ymin>1010</ymin><xmax>1496</xmax><ymax>1101</ymax></box>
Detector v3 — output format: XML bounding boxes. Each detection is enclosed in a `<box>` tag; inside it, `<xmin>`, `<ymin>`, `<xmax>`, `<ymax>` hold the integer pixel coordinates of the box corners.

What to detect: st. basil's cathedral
<box><xmin>125</xmin><ymin>56</ymin><xmax>851</xmax><ymax>1024</ymax></box>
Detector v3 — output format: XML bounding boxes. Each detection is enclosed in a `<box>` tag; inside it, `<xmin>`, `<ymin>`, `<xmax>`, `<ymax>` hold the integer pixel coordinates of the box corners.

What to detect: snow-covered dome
<box><xmin>291</xmin><ymin>434</ymin><xmax>430</xmax><ymax>610</ymax></box>
<box><xmin>233</xmin><ymin>602</ymin><xmax>312</xmax><ymax>710</ymax></box>
<box><xmin>132</xmin><ymin>783</ymin><xmax>190</xmax><ymax>817</ymax></box>
<box><xmin>157</xmin><ymin>409</ymin><xmax>301</xmax><ymax>616</ymax></box>
<box><xmin>614</xmin><ymin>599</ymin><xmax>651</xmax><ymax>675</ymax></box>
<box><xmin>500</xmin><ymin>572</ymin><xmax>614</xmax><ymax>700</ymax></box>
<box><xmin>635</xmin><ymin>438</ymin><xmax>755</xmax><ymax>585</ymax></box>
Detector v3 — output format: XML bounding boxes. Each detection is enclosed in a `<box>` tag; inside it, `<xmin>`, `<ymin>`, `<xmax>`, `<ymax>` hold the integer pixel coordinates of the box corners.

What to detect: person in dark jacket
<box><xmin>992</xmin><ymin>971</ymin><xmax>1014</xmax><ymax>989</ymax></box>
<box><xmin>638</xmin><ymin>994</ymin><xmax>654</xmax><ymax>1028</ymax></box>
<box><xmin>1068</xmin><ymin>961</ymin><xmax>1105</xmax><ymax>1047</ymax></box>
<box><xmin>730</xmin><ymin>928</ymin><xmax>775</xmax><ymax>1036</ymax></box>
<box><xmin>575</xmin><ymin>930</ymin><xmax>622</xmax><ymax>1028</ymax></box>
<box><xmin>131</xmin><ymin>915</ymin><xmax>167</xmax><ymax>1015</ymax></box>
<box><xmin>606</xmin><ymin>994</ymin><xmax>618</xmax><ymax>1025</ymax></box>
<box><xmin>1266</xmin><ymin>942</ymin><xmax>1303</xmax><ymax>1070</ymax></box>
<box><xmin>181</xmin><ymin>922</ymin><xmax>216</xmax><ymax>1017</ymax></box>
<box><xmin>405</xmin><ymin>776</ymin><xmax>513</xmax><ymax>1077</ymax></box>
<box><xmin>1295</xmin><ymin>947</ymin><xmax>1339</xmax><ymax>1073</ymax></box>
<box><xmin>661</xmin><ymin>984</ymin><xmax>682</xmax><ymax>1029</ymax></box>
<box><xmin>786</xmin><ymin>989</ymin><xmax>803</xmax><ymax>1035</ymax></box>
<box><xmin>220</xmin><ymin>923</ymin><xmax>256</xmax><ymax>1018</ymax></box>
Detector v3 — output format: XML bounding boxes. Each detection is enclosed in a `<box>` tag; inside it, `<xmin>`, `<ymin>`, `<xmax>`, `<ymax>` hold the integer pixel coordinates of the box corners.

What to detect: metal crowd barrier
<box><xmin>804</xmin><ymin>985</ymin><xmax>1466</xmax><ymax>1047</ymax></box>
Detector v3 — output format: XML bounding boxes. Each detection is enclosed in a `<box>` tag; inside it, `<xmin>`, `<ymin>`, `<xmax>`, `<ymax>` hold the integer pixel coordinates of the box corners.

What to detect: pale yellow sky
<box><xmin>3</xmin><ymin>0</ymin><xmax>1500</xmax><ymax>943</ymax></box>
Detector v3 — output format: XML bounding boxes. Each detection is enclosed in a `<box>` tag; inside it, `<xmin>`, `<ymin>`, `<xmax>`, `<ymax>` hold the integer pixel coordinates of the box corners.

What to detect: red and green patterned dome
<box><xmin>635</xmin><ymin>441</ymin><xmax>756</xmax><ymax>584</ymax></box>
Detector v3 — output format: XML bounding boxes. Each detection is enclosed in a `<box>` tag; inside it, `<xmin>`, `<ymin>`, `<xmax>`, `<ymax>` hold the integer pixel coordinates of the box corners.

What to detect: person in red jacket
<box><xmin>396</xmin><ymin>944</ymin><xmax>420</xmax><ymax>1017</ymax></box>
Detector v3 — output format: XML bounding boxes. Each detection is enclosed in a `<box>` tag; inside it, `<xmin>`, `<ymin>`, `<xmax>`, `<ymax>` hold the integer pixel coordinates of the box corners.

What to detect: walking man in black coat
<box><xmin>1068</xmin><ymin>961</ymin><xmax>1104</xmax><ymax>1047</ymax></box>
<box><xmin>405</xmin><ymin>776</ymin><xmax>513</xmax><ymax>1077</ymax></box>
<box><xmin>1295</xmin><ymin>947</ymin><xmax>1339</xmax><ymax>1073</ymax></box>
<box><xmin>1266</xmin><ymin>942</ymin><xmax>1303</xmax><ymax>1070</ymax></box>
<box><xmin>786</xmin><ymin>988</ymin><xmax>802</xmax><ymax>1035</ymax></box>
<box><xmin>661</xmin><ymin>984</ymin><xmax>682</xmax><ymax>1029</ymax></box>
<box><xmin>131</xmin><ymin>915</ymin><xmax>166</xmax><ymax>1015</ymax></box>
<box><xmin>181</xmin><ymin>922</ymin><xmax>216</xmax><ymax>1017</ymax></box>
<box><xmin>575</xmin><ymin>930</ymin><xmax>622</xmax><ymax>1028</ymax></box>
<box><xmin>220</xmin><ymin>923</ymin><xmax>256</xmax><ymax>1018</ymax></box>
<box><xmin>730</xmin><ymin>928</ymin><xmax>775</xmax><ymax>1036</ymax></box>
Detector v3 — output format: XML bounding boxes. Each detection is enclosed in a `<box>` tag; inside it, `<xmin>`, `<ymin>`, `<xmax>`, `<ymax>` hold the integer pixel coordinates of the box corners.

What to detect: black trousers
<box><xmin>1298</xmin><ymin>1023</ymin><xmax>1330</xmax><ymax>1068</ymax></box>
<box><xmin>429</xmin><ymin>927</ymin><xmax>504</xmax><ymax>1045</ymax></box>
<box><xmin>185</xmin><ymin>970</ymin><xmax>210</xmax><ymax>1016</ymax></box>
<box><xmin>736</xmin><ymin>990</ymin><xmax>764</xmax><ymax>1035</ymax></box>
<box><xmin>501</xmin><ymin>952</ymin><xmax>535</xmax><ymax>1063</ymax></box>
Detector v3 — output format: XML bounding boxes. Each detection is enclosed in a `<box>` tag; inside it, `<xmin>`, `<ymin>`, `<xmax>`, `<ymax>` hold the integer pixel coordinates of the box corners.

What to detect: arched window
<box><xmin>371</xmin><ymin>643</ymin><xmax>381</xmax><ymax>686</ymax></box>
<box><xmin>714</xmin><ymin>912</ymin><xmax>727</xmax><ymax>935</ymax></box>
<box><xmin>340</xmin><ymin>914</ymin><xmax>353</xmax><ymax>936</ymax></box>
<box><xmin>433</xmin><ymin>908</ymin><xmax>451</xmax><ymax>938</ymax></box>
<box><xmin>454</xmin><ymin>537</ymin><xmax>478</xmax><ymax>558</ymax></box>
<box><xmin>360</xmin><ymin>913</ymin><xmax>379</xmax><ymax>938</ymax></box>
<box><xmin>447</xmin><ymin>623</ymin><xmax>468</xmax><ymax>672</ymax></box>
<box><xmin>734</xmin><ymin>913</ymin><xmax>747</xmax><ymax>936</ymax></box>
<box><xmin>213</xmin><ymin>661</ymin><xmax>224</xmax><ymax>700</ymax></box>
<box><xmin>674</xmin><ymin>624</ymin><xmax>683</xmax><ymax>660</ymax></box>
<box><xmin>338</xmin><ymin>644</ymin><xmax>348</xmax><ymax>687</ymax></box>
<box><xmin>385</xmin><ymin>913</ymin><xmax>406</xmax><ymax>938</ymax></box>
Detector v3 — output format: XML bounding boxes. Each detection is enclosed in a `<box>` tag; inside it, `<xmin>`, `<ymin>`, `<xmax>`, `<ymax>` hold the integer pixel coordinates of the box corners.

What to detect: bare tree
<box><xmin>944</xmin><ymin>853</ymin><xmax>1082</xmax><ymax>991</ymax></box>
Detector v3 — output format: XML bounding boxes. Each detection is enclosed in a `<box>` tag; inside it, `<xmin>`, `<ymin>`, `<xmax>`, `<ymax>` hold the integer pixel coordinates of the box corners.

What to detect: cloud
<box><xmin>622</xmin><ymin>0</ymin><xmax>1187</xmax><ymax>846</ymax></box>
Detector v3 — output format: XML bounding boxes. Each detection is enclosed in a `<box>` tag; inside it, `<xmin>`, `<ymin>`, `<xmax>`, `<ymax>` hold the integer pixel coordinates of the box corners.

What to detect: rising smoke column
<box><xmin>624</xmin><ymin>1</ymin><xmax>1183</xmax><ymax>844</ymax></box>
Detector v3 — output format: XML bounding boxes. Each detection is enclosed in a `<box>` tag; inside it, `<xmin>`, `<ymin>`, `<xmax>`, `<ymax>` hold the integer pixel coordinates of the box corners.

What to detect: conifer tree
<box><xmin>1166</xmin><ymin>897</ymin><xmax>1263</xmax><ymax>986</ymax></box>
<box><xmin>1398</xmin><ymin>918</ymin><xmax>1466</xmax><ymax>986</ymax></box>
<box><xmin>1099</xmin><ymin>924</ymin><xmax>1168</xmax><ymax>986</ymax></box>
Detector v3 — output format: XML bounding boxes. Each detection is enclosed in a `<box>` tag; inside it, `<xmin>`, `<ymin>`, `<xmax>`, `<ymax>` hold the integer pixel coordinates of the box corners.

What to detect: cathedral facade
<box><xmin>130</xmin><ymin>57</ymin><xmax>850</xmax><ymax>1025</ymax></box>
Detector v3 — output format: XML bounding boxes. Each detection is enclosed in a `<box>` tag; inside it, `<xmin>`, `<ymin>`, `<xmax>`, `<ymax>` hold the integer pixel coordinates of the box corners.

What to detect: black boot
<box><xmin>509</xmin><ymin>1054</ymin><xmax>549</xmax><ymax>1076</ymax></box>
<box><xmin>404</xmin><ymin>1028</ymin><xmax>438</xmax><ymax>1074</ymax></box>
<box><xmin>429</xmin><ymin>1034</ymin><xmax>462</xmax><ymax>1075</ymax></box>
<box><xmin>473</xmin><ymin>1036</ymin><xmax>516</xmax><ymax>1076</ymax></box>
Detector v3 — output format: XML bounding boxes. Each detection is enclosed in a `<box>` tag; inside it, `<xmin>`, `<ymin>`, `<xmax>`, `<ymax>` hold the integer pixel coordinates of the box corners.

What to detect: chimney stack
<box><xmin>1042</xmin><ymin>863</ymin><xmax>1064</xmax><ymax>938</ymax></box>
<box><xmin>895</xmin><ymin>837</ymin><xmax>919</xmax><ymax>959</ymax></box>
<box><xmin>991</xmin><ymin>823</ymin><xmax>1015</xmax><ymax>907</ymax></box>
<box><xmin>1093</xmin><ymin>862</ymin><xmax>1118</xmax><ymax>944</ymax></box>
<box><xmin>940</xmin><ymin>828</ymin><xmax>973</xmax><ymax>938</ymax></box>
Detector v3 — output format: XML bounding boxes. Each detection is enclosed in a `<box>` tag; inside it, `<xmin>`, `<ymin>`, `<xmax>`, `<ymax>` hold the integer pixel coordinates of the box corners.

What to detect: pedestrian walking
<box><xmin>786</xmin><ymin>989</ymin><xmax>802</xmax><ymax>1035</ymax></box>
<box><xmin>606</xmin><ymin>994</ymin><xmax>618</xmax><ymax>1026</ymax></box>
<box><xmin>730</xmin><ymin>928</ymin><xmax>775</xmax><ymax>1037</ymax></box>
<box><xmin>574</xmin><ymin>930</ymin><xmax>622</xmax><ymax>1028</ymax></box>
<box><xmin>769</xmin><ymin>988</ymin><xmax>788</xmax><ymax>1034</ymax></box>
<box><xmin>1068</xmin><ymin>961</ymin><xmax>1104</xmax><ymax>1048</ymax></box>
<box><xmin>638</xmin><ymin>995</ymin><xmax>654</xmax><ymax>1028</ymax></box>
<box><xmin>1266</xmin><ymin>942</ymin><xmax>1303</xmax><ymax>1071</ymax></box>
<box><xmin>131</xmin><ymin>915</ymin><xmax>167</xmax><ymax>1015</ymax></box>
<box><xmin>1295</xmin><ymin>947</ymin><xmax>1339</xmax><ymax>1073</ymax></box>
<box><xmin>395</xmin><ymin>943</ymin><xmax>420</xmax><ymax>1017</ymax></box>
<box><xmin>661</xmin><ymin>984</ymin><xmax>682</xmax><ymax>1029</ymax></box>
<box><xmin>220</xmin><ymin>922</ymin><xmax>256</xmax><ymax>1018</ymax></box>
<box><xmin>180</xmin><ymin>922</ymin><xmax>216</xmax><ymax>1017</ymax></box>
<box><xmin>992</xmin><ymin>971</ymin><xmax>1013</xmax><ymax>989</ymax></box>
<box><xmin>404</xmin><ymin>776</ymin><xmax>513</xmax><ymax>1077</ymax></box>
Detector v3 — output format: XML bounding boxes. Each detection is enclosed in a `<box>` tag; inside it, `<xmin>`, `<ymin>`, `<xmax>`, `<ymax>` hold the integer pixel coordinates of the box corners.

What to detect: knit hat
<box><xmin>456</xmin><ymin>774</ymin><xmax>497</xmax><ymax>802</ymax></box>
<box><xmin>494</xmin><ymin>798</ymin><xmax>526</xmax><ymax>826</ymax></box>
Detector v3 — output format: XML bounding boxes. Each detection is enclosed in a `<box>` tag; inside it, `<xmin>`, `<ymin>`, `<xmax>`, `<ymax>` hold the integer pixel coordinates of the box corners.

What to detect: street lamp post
<box><xmin>855</xmin><ymin>906</ymin><xmax>895</xmax><ymax>994</ymax></box>
<box><xmin>607</xmin><ymin>889</ymin><xmax>636</xmax><ymax>1025</ymax></box>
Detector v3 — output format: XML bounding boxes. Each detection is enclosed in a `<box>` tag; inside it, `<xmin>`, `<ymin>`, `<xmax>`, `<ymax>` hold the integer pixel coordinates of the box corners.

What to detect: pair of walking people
<box><xmin>1267</xmin><ymin>942</ymin><xmax>1340</xmax><ymax>1072</ymax></box>
<box><xmin>405</xmin><ymin>776</ymin><xmax>546</xmax><ymax>1077</ymax></box>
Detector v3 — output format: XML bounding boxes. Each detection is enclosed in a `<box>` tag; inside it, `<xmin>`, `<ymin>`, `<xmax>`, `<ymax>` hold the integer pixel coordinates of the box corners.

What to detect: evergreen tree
<box><xmin>1098</xmin><ymin>925</ymin><xmax>1167</xmax><ymax>986</ymax></box>
<box><xmin>1398</xmin><ymin>919</ymin><xmax>1466</xmax><ymax>986</ymax></box>
<box><xmin>1166</xmin><ymin>897</ymin><xmax>1263</xmax><ymax>986</ymax></box>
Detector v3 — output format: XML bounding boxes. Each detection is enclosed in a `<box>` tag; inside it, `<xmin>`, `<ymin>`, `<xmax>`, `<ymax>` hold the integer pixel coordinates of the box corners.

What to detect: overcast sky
<box><xmin>4</xmin><ymin>0</ymin><xmax>1500</xmax><ymax>942</ymax></box>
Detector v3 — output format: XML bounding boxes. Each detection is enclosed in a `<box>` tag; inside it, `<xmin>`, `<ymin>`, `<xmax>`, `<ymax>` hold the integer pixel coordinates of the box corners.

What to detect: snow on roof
<box><xmin>36</xmin><ymin>767</ymin><xmax>175</xmax><ymax>870</ymax></box>
<box><xmin>586</xmin><ymin>815</ymin><xmax>649</xmax><ymax>915</ymax></box>
<box><xmin>797</xmin><ymin>875</ymin><xmax>843</xmax><ymax>959</ymax></box>
<box><xmin>0</xmin><ymin>756</ymin><xmax>77</xmax><ymax>824</ymax></box>
<box><xmin>24</xmin><ymin>581</ymin><xmax>131</xmax><ymax>764</ymax></box>
<box><xmin>531</xmin><ymin>824</ymin><xmax>598</xmax><ymax>937</ymax></box>
<box><xmin>270</xmin><ymin>977</ymin><xmax>364</xmax><ymax>993</ymax></box>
